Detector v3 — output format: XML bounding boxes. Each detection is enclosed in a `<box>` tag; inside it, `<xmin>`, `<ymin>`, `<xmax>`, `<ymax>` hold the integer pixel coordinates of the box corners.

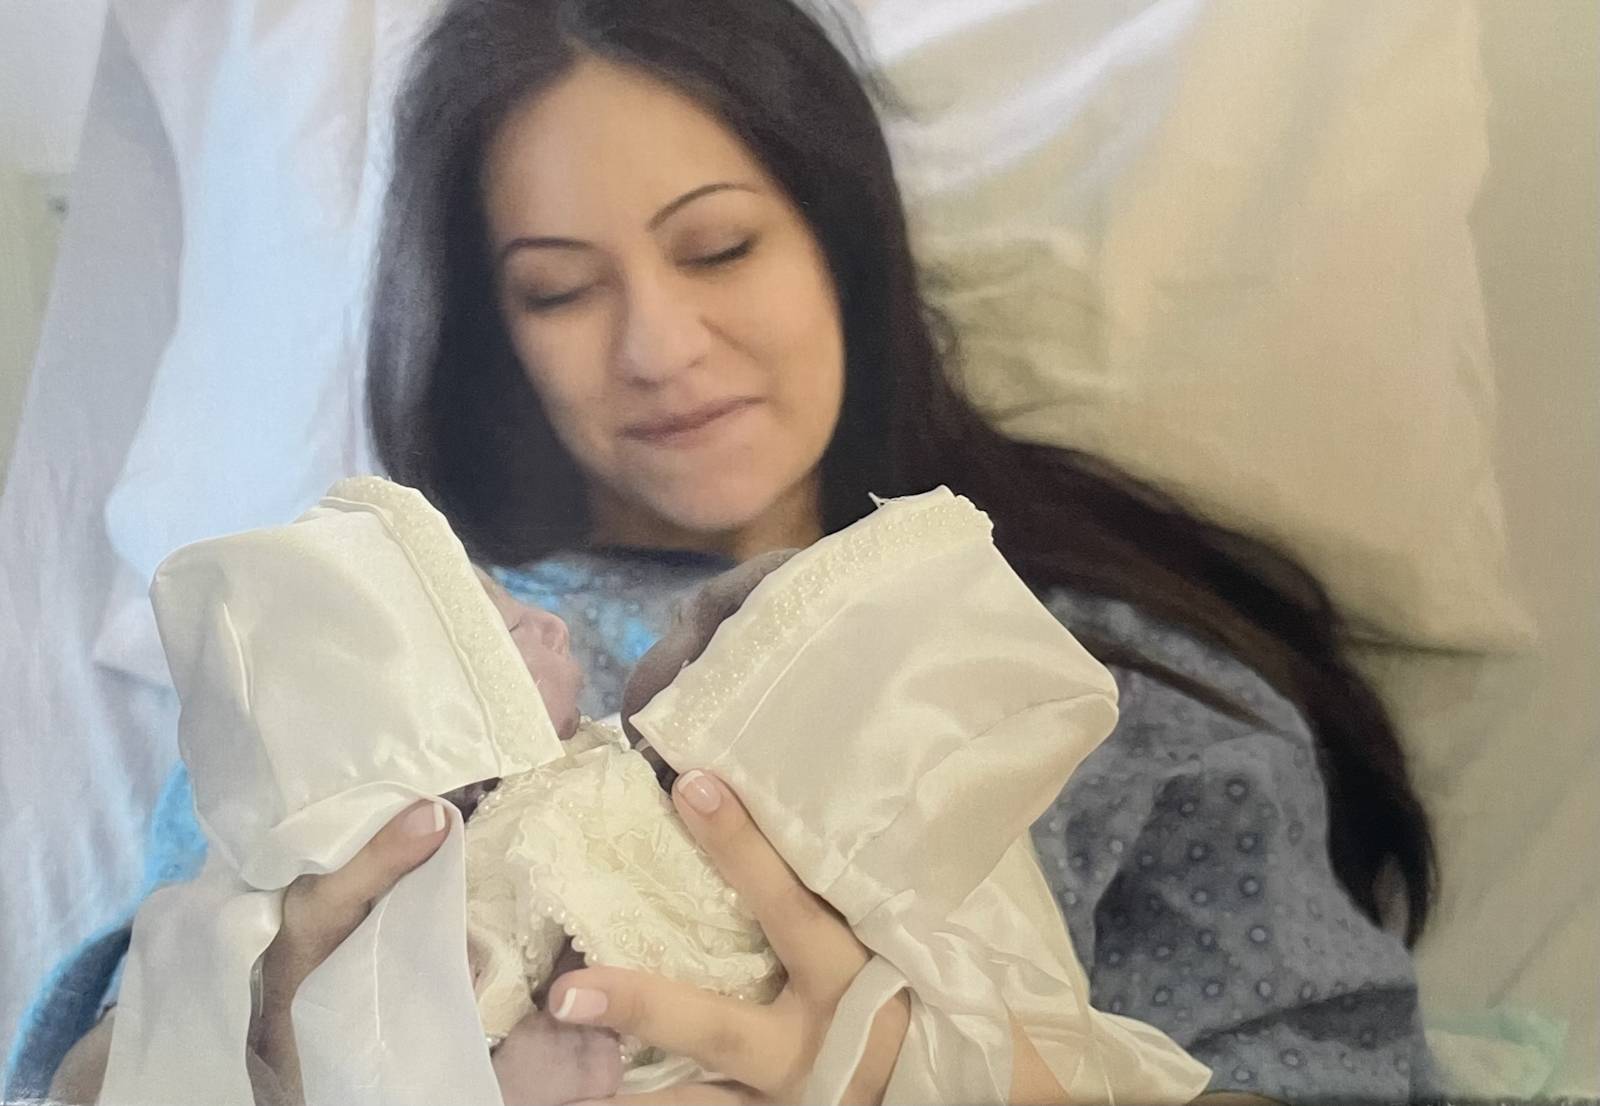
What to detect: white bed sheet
<box><xmin>0</xmin><ymin>15</ymin><xmax>182</xmax><ymax>1055</ymax></box>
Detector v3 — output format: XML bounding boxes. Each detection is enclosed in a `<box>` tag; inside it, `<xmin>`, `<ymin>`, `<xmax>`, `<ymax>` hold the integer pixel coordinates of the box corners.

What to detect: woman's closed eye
<box><xmin>518</xmin><ymin>284</ymin><xmax>594</xmax><ymax>313</ymax></box>
<box><xmin>682</xmin><ymin>236</ymin><xmax>754</xmax><ymax>269</ymax></box>
<box><xmin>507</xmin><ymin>233</ymin><xmax>755</xmax><ymax>314</ymax></box>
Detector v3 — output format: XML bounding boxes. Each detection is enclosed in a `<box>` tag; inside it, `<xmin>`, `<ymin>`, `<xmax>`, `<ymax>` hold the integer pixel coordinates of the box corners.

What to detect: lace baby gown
<box><xmin>462</xmin><ymin>717</ymin><xmax>782</xmax><ymax>1071</ymax></box>
<box><xmin>100</xmin><ymin>477</ymin><xmax>1210</xmax><ymax>1105</ymax></box>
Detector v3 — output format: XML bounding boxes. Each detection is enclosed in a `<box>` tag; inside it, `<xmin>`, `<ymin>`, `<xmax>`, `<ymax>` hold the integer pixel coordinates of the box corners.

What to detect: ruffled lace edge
<box><xmin>470</xmin><ymin>745</ymin><xmax>782</xmax><ymax>1002</ymax></box>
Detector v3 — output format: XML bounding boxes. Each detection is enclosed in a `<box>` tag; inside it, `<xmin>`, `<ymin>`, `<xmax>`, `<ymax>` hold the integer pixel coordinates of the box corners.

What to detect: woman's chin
<box><xmin>641</xmin><ymin>487</ymin><xmax>786</xmax><ymax>542</ymax></box>
<box><xmin>638</xmin><ymin>464</ymin><xmax>818</xmax><ymax>542</ymax></box>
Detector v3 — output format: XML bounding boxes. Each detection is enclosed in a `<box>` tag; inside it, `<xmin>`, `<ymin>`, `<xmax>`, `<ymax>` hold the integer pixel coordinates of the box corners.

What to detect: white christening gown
<box><xmin>100</xmin><ymin>477</ymin><xmax>1209</xmax><ymax>1105</ymax></box>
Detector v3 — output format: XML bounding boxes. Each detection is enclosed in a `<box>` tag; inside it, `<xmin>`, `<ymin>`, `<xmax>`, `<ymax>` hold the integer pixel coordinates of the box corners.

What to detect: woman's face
<box><xmin>481</xmin><ymin>58</ymin><xmax>846</xmax><ymax>539</ymax></box>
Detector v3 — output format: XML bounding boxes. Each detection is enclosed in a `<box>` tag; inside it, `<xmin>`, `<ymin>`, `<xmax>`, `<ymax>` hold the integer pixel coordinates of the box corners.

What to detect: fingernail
<box><xmin>403</xmin><ymin>801</ymin><xmax>446</xmax><ymax>837</ymax></box>
<box><xmin>676</xmin><ymin>770</ymin><xmax>722</xmax><ymax>816</ymax></box>
<box><xmin>551</xmin><ymin>986</ymin><xmax>608</xmax><ymax>1024</ymax></box>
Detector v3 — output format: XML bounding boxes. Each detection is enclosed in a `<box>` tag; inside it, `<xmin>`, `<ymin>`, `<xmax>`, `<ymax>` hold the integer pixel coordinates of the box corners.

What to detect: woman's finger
<box><xmin>276</xmin><ymin>799</ymin><xmax>449</xmax><ymax>964</ymax></box>
<box><xmin>548</xmin><ymin>966</ymin><xmax>800</xmax><ymax>1093</ymax></box>
<box><xmin>671</xmin><ymin>771</ymin><xmax>868</xmax><ymax>997</ymax></box>
<box><xmin>253</xmin><ymin>800</ymin><xmax>450</xmax><ymax>1091</ymax></box>
<box><xmin>266</xmin><ymin>799</ymin><xmax>449</xmax><ymax>1011</ymax></box>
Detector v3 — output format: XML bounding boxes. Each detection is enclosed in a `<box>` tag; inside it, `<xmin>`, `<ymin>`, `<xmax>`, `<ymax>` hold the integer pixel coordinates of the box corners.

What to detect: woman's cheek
<box><xmin>768</xmin><ymin>337</ymin><xmax>844</xmax><ymax>464</ymax></box>
<box><xmin>752</xmin><ymin>253</ymin><xmax>845</xmax><ymax>444</ymax></box>
<box><xmin>512</xmin><ymin>325</ymin><xmax>618</xmax><ymax>465</ymax></box>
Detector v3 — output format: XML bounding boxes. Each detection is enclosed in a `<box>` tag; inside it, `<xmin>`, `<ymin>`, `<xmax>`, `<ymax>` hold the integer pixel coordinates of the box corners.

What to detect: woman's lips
<box><xmin>623</xmin><ymin>398</ymin><xmax>759</xmax><ymax>447</ymax></box>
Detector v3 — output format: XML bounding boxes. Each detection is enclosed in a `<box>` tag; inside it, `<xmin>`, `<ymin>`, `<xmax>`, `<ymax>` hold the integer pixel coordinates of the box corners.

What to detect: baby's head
<box><xmin>474</xmin><ymin>567</ymin><xmax>584</xmax><ymax>741</ymax></box>
<box><xmin>620</xmin><ymin>549</ymin><xmax>797</xmax><ymax>783</ymax></box>
<box><xmin>456</xmin><ymin>551</ymin><xmax>790</xmax><ymax>799</ymax></box>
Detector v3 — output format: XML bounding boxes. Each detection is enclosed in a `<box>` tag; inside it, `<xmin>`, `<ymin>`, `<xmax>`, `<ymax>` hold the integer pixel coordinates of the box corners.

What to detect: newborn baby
<box><xmin>438</xmin><ymin>568</ymin><xmax>582</xmax><ymax>824</ymax></box>
<box><xmin>453</xmin><ymin>564</ymin><xmax>787</xmax><ymax>1103</ymax></box>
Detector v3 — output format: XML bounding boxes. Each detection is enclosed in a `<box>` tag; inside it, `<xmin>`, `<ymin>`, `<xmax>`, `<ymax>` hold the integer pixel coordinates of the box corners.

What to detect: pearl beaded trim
<box><xmin>645</xmin><ymin>488</ymin><xmax>993</xmax><ymax>757</ymax></box>
<box><xmin>320</xmin><ymin>477</ymin><xmax>560</xmax><ymax>772</ymax></box>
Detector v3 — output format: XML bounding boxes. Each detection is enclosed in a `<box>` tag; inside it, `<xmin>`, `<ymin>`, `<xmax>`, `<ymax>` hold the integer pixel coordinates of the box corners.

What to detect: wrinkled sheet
<box><xmin>0</xmin><ymin>14</ymin><xmax>183</xmax><ymax>1060</ymax></box>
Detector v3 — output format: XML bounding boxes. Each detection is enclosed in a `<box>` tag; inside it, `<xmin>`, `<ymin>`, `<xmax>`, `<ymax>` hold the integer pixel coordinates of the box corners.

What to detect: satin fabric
<box><xmin>102</xmin><ymin>480</ymin><xmax>1209</xmax><ymax>1105</ymax></box>
<box><xmin>101</xmin><ymin>479</ymin><xmax>563</xmax><ymax>1105</ymax></box>
<box><xmin>632</xmin><ymin>488</ymin><xmax>1212</xmax><ymax>1104</ymax></box>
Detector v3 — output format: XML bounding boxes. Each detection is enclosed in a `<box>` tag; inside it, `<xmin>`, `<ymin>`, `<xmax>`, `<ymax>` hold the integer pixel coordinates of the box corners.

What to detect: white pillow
<box><xmin>867</xmin><ymin>0</ymin><xmax>1532</xmax><ymax>651</ymax></box>
<box><xmin>94</xmin><ymin>0</ymin><xmax>441</xmax><ymax>686</ymax></box>
<box><xmin>96</xmin><ymin>0</ymin><xmax>1531</xmax><ymax>691</ymax></box>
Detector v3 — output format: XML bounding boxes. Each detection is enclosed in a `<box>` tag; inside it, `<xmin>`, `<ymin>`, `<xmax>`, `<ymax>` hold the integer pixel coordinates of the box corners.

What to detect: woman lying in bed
<box><xmin>21</xmin><ymin>0</ymin><xmax>1440</xmax><ymax>1102</ymax></box>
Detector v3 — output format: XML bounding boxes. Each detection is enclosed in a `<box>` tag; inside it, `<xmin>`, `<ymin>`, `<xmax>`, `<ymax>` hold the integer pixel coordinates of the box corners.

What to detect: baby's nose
<box><xmin>528</xmin><ymin>608</ymin><xmax>570</xmax><ymax>654</ymax></box>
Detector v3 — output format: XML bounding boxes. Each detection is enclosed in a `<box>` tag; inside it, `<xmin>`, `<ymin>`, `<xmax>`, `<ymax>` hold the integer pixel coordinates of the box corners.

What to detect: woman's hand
<box><xmin>545</xmin><ymin>770</ymin><xmax>911</xmax><ymax>1105</ymax></box>
<box><xmin>249</xmin><ymin>800</ymin><xmax>452</xmax><ymax>1099</ymax></box>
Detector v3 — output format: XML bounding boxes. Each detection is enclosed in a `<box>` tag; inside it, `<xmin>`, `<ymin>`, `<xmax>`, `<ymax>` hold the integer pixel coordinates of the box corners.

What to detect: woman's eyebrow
<box><xmin>647</xmin><ymin>181</ymin><xmax>755</xmax><ymax>230</ymax></box>
<box><xmin>497</xmin><ymin>235</ymin><xmax>589</xmax><ymax>267</ymax></box>
<box><xmin>496</xmin><ymin>181</ymin><xmax>756</xmax><ymax>268</ymax></box>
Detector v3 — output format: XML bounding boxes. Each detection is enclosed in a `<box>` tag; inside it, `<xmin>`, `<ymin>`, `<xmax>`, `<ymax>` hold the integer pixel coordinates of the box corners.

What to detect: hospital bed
<box><xmin>1</xmin><ymin>1</ymin><xmax>1593</xmax><ymax>1095</ymax></box>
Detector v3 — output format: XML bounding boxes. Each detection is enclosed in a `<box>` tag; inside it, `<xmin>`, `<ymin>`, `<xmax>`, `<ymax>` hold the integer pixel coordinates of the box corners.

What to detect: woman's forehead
<box><xmin>483</xmin><ymin>57</ymin><xmax>773</xmax><ymax>238</ymax></box>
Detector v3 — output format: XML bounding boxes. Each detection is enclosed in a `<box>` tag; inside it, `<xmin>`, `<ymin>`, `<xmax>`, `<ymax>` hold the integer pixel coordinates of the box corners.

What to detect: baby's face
<box><xmin>476</xmin><ymin>569</ymin><xmax>584</xmax><ymax>740</ymax></box>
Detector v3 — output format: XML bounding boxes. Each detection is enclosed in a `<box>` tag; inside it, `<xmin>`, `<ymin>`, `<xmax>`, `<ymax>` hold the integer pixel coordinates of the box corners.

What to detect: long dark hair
<box><xmin>368</xmin><ymin>0</ymin><xmax>1435</xmax><ymax>942</ymax></box>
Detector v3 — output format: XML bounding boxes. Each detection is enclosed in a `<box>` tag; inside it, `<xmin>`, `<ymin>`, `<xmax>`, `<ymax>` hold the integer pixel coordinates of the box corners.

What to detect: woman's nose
<box><xmin>618</xmin><ymin>267</ymin><xmax>713</xmax><ymax>383</ymax></box>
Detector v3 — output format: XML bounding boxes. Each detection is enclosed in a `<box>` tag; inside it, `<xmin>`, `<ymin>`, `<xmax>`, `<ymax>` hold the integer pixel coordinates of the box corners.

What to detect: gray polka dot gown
<box><xmin>1031</xmin><ymin>589</ymin><xmax>1438</xmax><ymax>1102</ymax></box>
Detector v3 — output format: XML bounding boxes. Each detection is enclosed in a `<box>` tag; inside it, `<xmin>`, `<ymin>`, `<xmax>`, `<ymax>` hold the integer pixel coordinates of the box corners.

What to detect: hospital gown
<box><xmin>6</xmin><ymin>547</ymin><xmax>1438</xmax><ymax>1103</ymax></box>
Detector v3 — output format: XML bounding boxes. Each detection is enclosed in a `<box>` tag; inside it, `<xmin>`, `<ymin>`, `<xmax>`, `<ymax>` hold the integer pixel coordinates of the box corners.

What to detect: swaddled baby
<box><xmin>105</xmin><ymin>476</ymin><xmax>1212</xmax><ymax>1106</ymax></box>
<box><xmin>452</xmin><ymin>561</ymin><xmax>788</xmax><ymax>1073</ymax></box>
